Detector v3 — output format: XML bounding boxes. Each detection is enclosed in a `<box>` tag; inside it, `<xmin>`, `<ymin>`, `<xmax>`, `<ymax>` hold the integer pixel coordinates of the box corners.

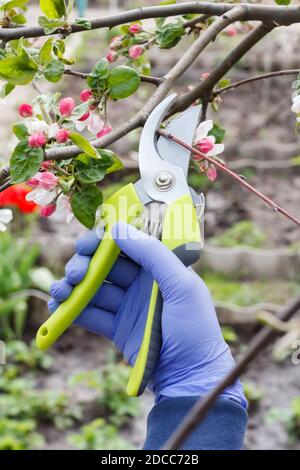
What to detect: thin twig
<box><xmin>173</xmin><ymin>22</ymin><xmax>274</xmax><ymax>113</ymax></box>
<box><xmin>64</xmin><ymin>69</ymin><xmax>162</xmax><ymax>85</ymax></box>
<box><xmin>158</xmin><ymin>129</ymin><xmax>300</xmax><ymax>226</ymax></box>
<box><xmin>0</xmin><ymin>178</ymin><xmax>11</xmax><ymax>192</ymax></box>
<box><xmin>162</xmin><ymin>295</ymin><xmax>300</xmax><ymax>449</ymax></box>
<box><xmin>0</xmin><ymin>3</ymin><xmax>300</xmax><ymax>41</ymax></box>
<box><xmin>183</xmin><ymin>14</ymin><xmax>211</xmax><ymax>30</ymax></box>
<box><xmin>213</xmin><ymin>69</ymin><xmax>300</xmax><ymax>97</ymax></box>
<box><xmin>0</xmin><ymin>7</ymin><xmax>242</xmax><ymax>169</ymax></box>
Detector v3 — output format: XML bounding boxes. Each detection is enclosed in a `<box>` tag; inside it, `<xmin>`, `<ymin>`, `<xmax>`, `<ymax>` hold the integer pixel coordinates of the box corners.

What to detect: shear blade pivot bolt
<box><xmin>155</xmin><ymin>172</ymin><xmax>174</xmax><ymax>191</ymax></box>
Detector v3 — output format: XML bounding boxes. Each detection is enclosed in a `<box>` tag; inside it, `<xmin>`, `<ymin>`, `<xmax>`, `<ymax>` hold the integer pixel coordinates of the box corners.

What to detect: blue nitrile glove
<box><xmin>48</xmin><ymin>222</ymin><xmax>246</xmax><ymax>406</ymax></box>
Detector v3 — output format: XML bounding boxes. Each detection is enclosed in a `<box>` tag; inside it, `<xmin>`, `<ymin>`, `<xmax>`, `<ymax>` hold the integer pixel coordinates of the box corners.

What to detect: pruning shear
<box><xmin>36</xmin><ymin>93</ymin><xmax>205</xmax><ymax>396</ymax></box>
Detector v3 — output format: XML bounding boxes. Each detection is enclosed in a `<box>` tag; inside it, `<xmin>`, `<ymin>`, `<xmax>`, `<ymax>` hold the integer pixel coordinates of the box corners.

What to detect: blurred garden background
<box><xmin>0</xmin><ymin>0</ymin><xmax>300</xmax><ymax>450</ymax></box>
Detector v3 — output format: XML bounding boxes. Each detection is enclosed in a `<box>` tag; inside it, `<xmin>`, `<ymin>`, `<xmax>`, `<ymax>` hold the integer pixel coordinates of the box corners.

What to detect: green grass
<box><xmin>208</xmin><ymin>221</ymin><xmax>267</xmax><ymax>249</ymax></box>
<box><xmin>201</xmin><ymin>270</ymin><xmax>300</xmax><ymax>306</ymax></box>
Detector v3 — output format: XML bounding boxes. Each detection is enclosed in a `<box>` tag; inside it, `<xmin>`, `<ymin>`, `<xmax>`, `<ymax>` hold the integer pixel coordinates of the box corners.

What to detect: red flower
<box><xmin>0</xmin><ymin>185</ymin><xmax>37</xmax><ymax>213</ymax></box>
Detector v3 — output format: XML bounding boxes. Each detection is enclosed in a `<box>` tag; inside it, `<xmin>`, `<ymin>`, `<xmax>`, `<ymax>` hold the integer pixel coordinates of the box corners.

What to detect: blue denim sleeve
<box><xmin>143</xmin><ymin>396</ymin><xmax>248</xmax><ymax>450</ymax></box>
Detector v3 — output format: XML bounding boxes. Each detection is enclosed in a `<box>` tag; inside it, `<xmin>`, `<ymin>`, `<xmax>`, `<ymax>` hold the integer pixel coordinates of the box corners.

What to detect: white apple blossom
<box><xmin>194</xmin><ymin>120</ymin><xmax>224</xmax><ymax>157</ymax></box>
<box><xmin>26</xmin><ymin>118</ymin><xmax>49</xmax><ymax>135</ymax></box>
<box><xmin>291</xmin><ymin>95</ymin><xmax>300</xmax><ymax>114</ymax></box>
<box><xmin>75</xmin><ymin>113</ymin><xmax>104</xmax><ymax>135</ymax></box>
<box><xmin>53</xmin><ymin>194</ymin><xmax>74</xmax><ymax>223</ymax></box>
<box><xmin>25</xmin><ymin>188</ymin><xmax>56</xmax><ymax>206</ymax></box>
<box><xmin>47</xmin><ymin>123</ymin><xmax>60</xmax><ymax>138</ymax></box>
<box><xmin>0</xmin><ymin>209</ymin><xmax>13</xmax><ymax>232</ymax></box>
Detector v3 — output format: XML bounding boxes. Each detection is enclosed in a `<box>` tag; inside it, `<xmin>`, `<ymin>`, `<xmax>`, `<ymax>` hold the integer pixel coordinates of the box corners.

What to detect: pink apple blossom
<box><xmin>56</xmin><ymin>129</ymin><xmax>70</xmax><ymax>143</ymax></box>
<box><xmin>106</xmin><ymin>50</ymin><xmax>118</xmax><ymax>63</ymax></box>
<box><xmin>80</xmin><ymin>89</ymin><xmax>93</xmax><ymax>102</ymax></box>
<box><xmin>19</xmin><ymin>103</ymin><xmax>33</xmax><ymax>118</ymax></box>
<box><xmin>196</xmin><ymin>137</ymin><xmax>215</xmax><ymax>154</ymax></box>
<box><xmin>59</xmin><ymin>97</ymin><xmax>75</xmax><ymax>117</ymax></box>
<box><xmin>27</xmin><ymin>176</ymin><xmax>40</xmax><ymax>187</ymax></box>
<box><xmin>96</xmin><ymin>125</ymin><xmax>113</xmax><ymax>138</ymax></box>
<box><xmin>28</xmin><ymin>132</ymin><xmax>47</xmax><ymax>148</ymax></box>
<box><xmin>128</xmin><ymin>45</ymin><xmax>144</xmax><ymax>59</ymax></box>
<box><xmin>75</xmin><ymin>113</ymin><xmax>104</xmax><ymax>135</ymax></box>
<box><xmin>207</xmin><ymin>165</ymin><xmax>217</xmax><ymax>181</ymax></box>
<box><xmin>26</xmin><ymin>187</ymin><xmax>56</xmax><ymax>206</ymax></box>
<box><xmin>30</xmin><ymin>171</ymin><xmax>58</xmax><ymax>191</ymax></box>
<box><xmin>194</xmin><ymin>120</ymin><xmax>224</xmax><ymax>157</ymax></box>
<box><xmin>129</xmin><ymin>23</ymin><xmax>142</xmax><ymax>34</ymax></box>
<box><xmin>41</xmin><ymin>203</ymin><xmax>56</xmax><ymax>217</ymax></box>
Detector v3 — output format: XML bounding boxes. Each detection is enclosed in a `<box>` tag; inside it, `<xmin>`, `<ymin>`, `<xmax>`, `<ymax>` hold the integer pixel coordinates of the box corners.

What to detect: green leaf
<box><xmin>208</xmin><ymin>123</ymin><xmax>225</xmax><ymax>144</ymax></box>
<box><xmin>87</xmin><ymin>58</ymin><xmax>110</xmax><ymax>92</ymax></box>
<box><xmin>74</xmin><ymin>17</ymin><xmax>91</xmax><ymax>29</ymax></box>
<box><xmin>103</xmin><ymin>152</ymin><xmax>124</xmax><ymax>174</ymax></box>
<box><xmin>53</xmin><ymin>39</ymin><xmax>65</xmax><ymax>56</ymax></box>
<box><xmin>11</xmin><ymin>13</ymin><xmax>27</xmax><ymax>24</ymax></box>
<box><xmin>0</xmin><ymin>82</ymin><xmax>15</xmax><ymax>98</ymax></box>
<box><xmin>71</xmin><ymin>185</ymin><xmax>103</xmax><ymax>229</ymax></box>
<box><xmin>217</xmin><ymin>78</ymin><xmax>231</xmax><ymax>89</ymax></box>
<box><xmin>10</xmin><ymin>141</ymin><xmax>44</xmax><ymax>183</ymax></box>
<box><xmin>0</xmin><ymin>0</ymin><xmax>28</xmax><ymax>10</ymax></box>
<box><xmin>39</xmin><ymin>0</ymin><xmax>66</xmax><ymax>19</ymax></box>
<box><xmin>156</xmin><ymin>19</ymin><xmax>185</xmax><ymax>49</ymax></box>
<box><xmin>39</xmin><ymin>38</ymin><xmax>53</xmax><ymax>65</ymax></box>
<box><xmin>75</xmin><ymin>159</ymin><xmax>106</xmax><ymax>184</ymax></box>
<box><xmin>274</xmin><ymin>0</ymin><xmax>290</xmax><ymax>4</ymax></box>
<box><xmin>12</xmin><ymin>122</ymin><xmax>29</xmax><ymax>140</ymax></box>
<box><xmin>38</xmin><ymin>15</ymin><xmax>64</xmax><ymax>34</ymax></box>
<box><xmin>0</xmin><ymin>49</ymin><xmax>38</xmax><ymax>85</ymax></box>
<box><xmin>44</xmin><ymin>59</ymin><xmax>64</xmax><ymax>82</ymax></box>
<box><xmin>75</xmin><ymin>150</ymin><xmax>116</xmax><ymax>183</ymax></box>
<box><xmin>69</xmin><ymin>132</ymin><xmax>98</xmax><ymax>158</ymax></box>
<box><xmin>108</xmin><ymin>66</ymin><xmax>140</xmax><ymax>99</ymax></box>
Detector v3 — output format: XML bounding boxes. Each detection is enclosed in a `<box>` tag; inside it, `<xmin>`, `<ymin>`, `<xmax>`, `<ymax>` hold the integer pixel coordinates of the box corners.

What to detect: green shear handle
<box><xmin>127</xmin><ymin>193</ymin><xmax>202</xmax><ymax>396</ymax></box>
<box><xmin>36</xmin><ymin>183</ymin><xmax>143</xmax><ymax>351</ymax></box>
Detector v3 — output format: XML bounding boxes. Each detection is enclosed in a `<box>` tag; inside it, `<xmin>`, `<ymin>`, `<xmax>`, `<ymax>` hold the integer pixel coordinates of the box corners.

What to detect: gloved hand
<box><xmin>49</xmin><ymin>221</ymin><xmax>246</xmax><ymax>406</ymax></box>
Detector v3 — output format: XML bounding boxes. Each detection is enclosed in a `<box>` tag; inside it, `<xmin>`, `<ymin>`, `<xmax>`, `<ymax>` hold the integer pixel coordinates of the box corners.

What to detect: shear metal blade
<box><xmin>138</xmin><ymin>94</ymin><xmax>200</xmax><ymax>205</ymax></box>
<box><xmin>156</xmin><ymin>104</ymin><xmax>201</xmax><ymax>178</ymax></box>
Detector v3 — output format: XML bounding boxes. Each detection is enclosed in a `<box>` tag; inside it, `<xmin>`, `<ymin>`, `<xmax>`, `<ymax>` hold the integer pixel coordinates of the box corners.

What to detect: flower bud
<box><xmin>207</xmin><ymin>166</ymin><xmax>217</xmax><ymax>182</ymax></box>
<box><xmin>129</xmin><ymin>23</ymin><xmax>142</xmax><ymax>34</ymax></box>
<box><xmin>19</xmin><ymin>103</ymin><xmax>33</xmax><ymax>118</ymax></box>
<box><xmin>106</xmin><ymin>50</ymin><xmax>118</xmax><ymax>63</ymax></box>
<box><xmin>196</xmin><ymin>137</ymin><xmax>214</xmax><ymax>154</ymax></box>
<box><xmin>59</xmin><ymin>97</ymin><xmax>75</xmax><ymax>117</ymax></box>
<box><xmin>80</xmin><ymin>89</ymin><xmax>93</xmax><ymax>102</ymax></box>
<box><xmin>128</xmin><ymin>45</ymin><xmax>144</xmax><ymax>59</ymax></box>
<box><xmin>56</xmin><ymin>128</ymin><xmax>70</xmax><ymax>143</ymax></box>
<box><xmin>28</xmin><ymin>133</ymin><xmax>47</xmax><ymax>148</ymax></box>
<box><xmin>41</xmin><ymin>203</ymin><xmax>56</xmax><ymax>217</ymax></box>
